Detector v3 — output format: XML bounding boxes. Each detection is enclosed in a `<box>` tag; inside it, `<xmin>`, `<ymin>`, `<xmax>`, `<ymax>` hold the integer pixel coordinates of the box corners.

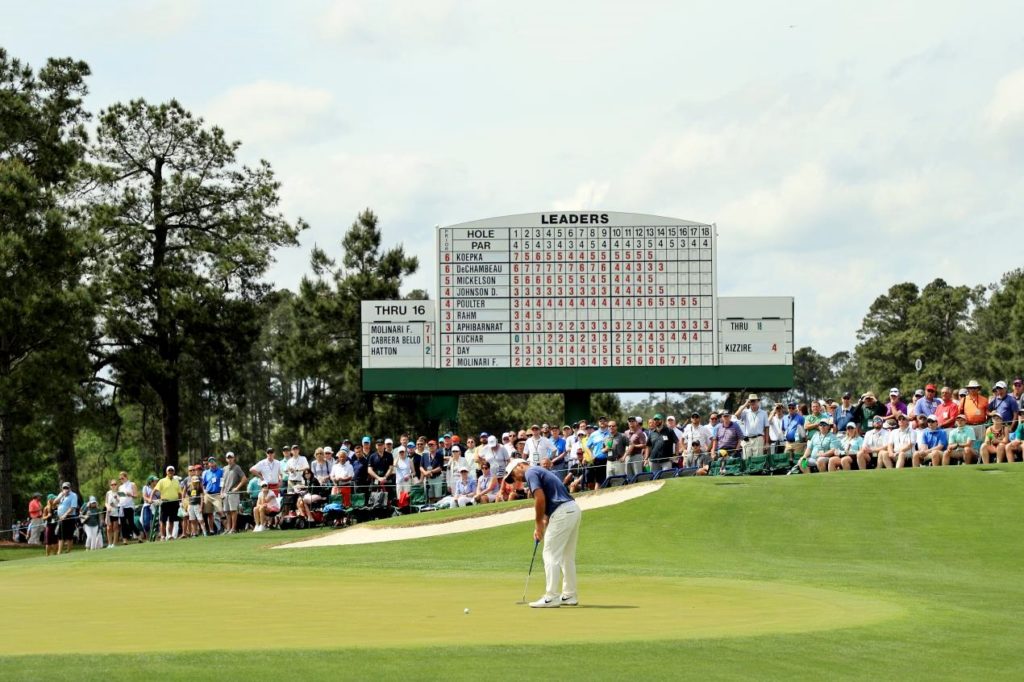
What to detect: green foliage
<box><xmin>89</xmin><ymin>98</ymin><xmax>305</xmax><ymax>470</ymax></box>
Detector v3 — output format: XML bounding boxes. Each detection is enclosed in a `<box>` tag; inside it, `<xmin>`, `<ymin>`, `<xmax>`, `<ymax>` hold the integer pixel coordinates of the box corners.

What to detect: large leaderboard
<box><xmin>437</xmin><ymin>213</ymin><xmax>716</xmax><ymax>369</ymax></box>
<box><xmin>361</xmin><ymin>211</ymin><xmax>793</xmax><ymax>393</ymax></box>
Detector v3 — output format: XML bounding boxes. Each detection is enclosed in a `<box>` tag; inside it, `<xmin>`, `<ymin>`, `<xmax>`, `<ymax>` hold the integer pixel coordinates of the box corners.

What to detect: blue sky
<box><xmin>5</xmin><ymin>0</ymin><xmax>1024</xmax><ymax>356</ymax></box>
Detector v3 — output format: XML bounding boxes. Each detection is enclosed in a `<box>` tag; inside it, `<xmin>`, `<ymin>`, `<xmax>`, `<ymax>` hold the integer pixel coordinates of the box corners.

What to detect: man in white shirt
<box><xmin>857</xmin><ymin>416</ymin><xmax>889</xmax><ymax>470</ymax></box>
<box><xmin>249</xmin><ymin>448</ymin><xmax>283</xmax><ymax>492</ymax></box>
<box><xmin>885</xmin><ymin>416</ymin><xmax>916</xmax><ymax>469</ymax></box>
<box><xmin>283</xmin><ymin>445</ymin><xmax>309</xmax><ymax>493</ymax></box>
<box><xmin>524</xmin><ymin>424</ymin><xmax>556</xmax><ymax>466</ymax></box>
<box><xmin>681</xmin><ymin>413</ymin><xmax>712</xmax><ymax>466</ymax></box>
<box><xmin>665</xmin><ymin>416</ymin><xmax>685</xmax><ymax>458</ymax></box>
<box><xmin>329</xmin><ymin>450</ymin><xmax>355</xmax><ymax>507</ymax></box>
<box><xmin>735</xmin><ymin>394</ymin><xmax>770</xmax><ymax>458</ymax></box>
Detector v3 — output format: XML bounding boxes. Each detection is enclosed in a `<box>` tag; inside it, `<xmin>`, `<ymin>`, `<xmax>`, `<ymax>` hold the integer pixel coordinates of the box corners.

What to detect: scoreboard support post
<box><xmin>427</xmin><ymin>394</ymin><xmax>460</xmax><ymax>434</ymax></box>
<box><xmin>564</xmin><ymin>391</ymin><xmax>591</xmax><ymax>426</ymax></box>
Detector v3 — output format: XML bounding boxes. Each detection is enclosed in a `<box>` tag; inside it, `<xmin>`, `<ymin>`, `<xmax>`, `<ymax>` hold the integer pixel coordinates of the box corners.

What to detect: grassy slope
<box><xmin>2</xmin><ymin>465</ymin><xmax>1022</xmax><ymax>680</ymax></box>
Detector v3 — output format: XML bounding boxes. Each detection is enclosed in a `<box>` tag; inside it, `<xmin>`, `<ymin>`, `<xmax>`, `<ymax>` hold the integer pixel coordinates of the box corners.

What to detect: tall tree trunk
<box><xmin>160</xmin><ymin>380</ymin><xmax>181</xmax><ymax>472</ymax></box>
<box><xmin>53</xmin><ymin>395</ymin><xmax>80</xmax><ymax>493</ymax></box>
<box><xmin>0</xmin><ymin>415</ymin><xmax>13</xmax><ymax>532</ymax></box>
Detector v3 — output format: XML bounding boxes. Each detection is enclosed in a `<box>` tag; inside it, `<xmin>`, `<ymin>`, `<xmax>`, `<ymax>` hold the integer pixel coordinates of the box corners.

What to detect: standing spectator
<box><xmin>624</xmin><ymin>418</ymin><xmax>648</xmax><ymax>476</ymax></box>
<box><xmin>782</xmin><ymin>402</ymin><xmax>807</xmax><ymax>457</ymax></box>
<box><xmin>56</xmin><ymin>482</ymin><xmax>78</xmax><ymax>555</ymax></box>
<box><xmin>933</xmin><ymin>387</ymin><xmax>960</xmax><ymax>429</ymax></box>
<box><xmin>284</xmin><ymin>445</ymin><xmax>309</xmax><ymax>494</ymax></box>
<box><xmin>834</xmin><ymin>393</ymin><xmax>856</xmax><ymax>433</ymax></box>
<box><xmin>907</xmin><ymin>389</ymin><xmax>925</xmax><ymax>419</ymax></box>
<box><xmin>681</xmin><ymin>413</ymin><xmax>710</xmax><ymax>463</ymax></box>
<box><xmin>980</xmin><ymin>414</ymin><xmax>1009</xmax><ymax>464</ymax></box>
<box><xmin>914</xmin><ymin>385</ymin><xmax>941</xmax><ymax>418</ymax></box>
<box><xmin>117</xmin><ymin>471</ymin><xmax>140</xmax><ymax>543</ymax></box>
<box><xmin>453</xmin><ymin>466</ymin><xmax>477</xmax><ymax>507</ymax></box>
<box><xmin>104</xmin><ymin>479</ymin><xmax>121</xmax><ymax>548</ymax></box>
<box><xmin>220</xmin><ymin>452</ymin><xmax>248</xmax><ymax>534</ymax></box>
<box><xmin>201</xmin><ymin>458</ymin><xmax>223</xmax><ymax>535</ymax></box>
<box><xmin>838</xmin><ymin>423</ymin><xmax>864</xmax><ymax>471</ymax></box>
<box><xmin>960</xmin><ymin>380</ymin><xmax>989</xmax><ymax>439</ymax></box>
<box><xmin>155</xmin><ymin>466</ymin><xmax>181</xmax><ymax>541</ymax></box>
<box><xmin>1011</xmin><ymin>378</ymin><xmax>1024</xmax><ymax>403</ymax></box>
<box><xmin>249</xmin><ymin>448</ymin><xmax>283</xmax><ymax>493</ymax></box>
<box><xmin>391</xmin><ymin>446</ymin><xmax>416</xmax><ymax>501</ymax></box>
<box><xmin>768</xmin><ymin>405</ymin><xmax>786</xmax><ymax>454</ymax></box>
<box><xmin>586</xmin><ymin>419</ymin><xmax>610</xmax><ymax>483</ymax></box>
<box><xmin>884</xmin><ymin>389</ymin><xmax>908</xmax><ymax>420</ymax></box>
<box><xmin>735</xmin><ymin>394</ymin><xmax>769</xmax><ymax>458</ymax></box>
<box><xmin>80</xmin><ymin>497</ymin><xmax>104</xmax><ymax>550</ymax></box>
<box><xmin>888</xmin><ymin>416</ymin><xmax>916</xmax><ymax>469</ymax></box>
<box><xmin>368</xmin><ymin>438</ymin><xmax>395</xmax><ymax>502</ymax></box>
<box><xmin>805</xmin><ymin>401</ymin><xmax>824</xmax><ymax>432</ymax></box>
<box><xmin>945</xmin><ymin>414</ymin><xmax>977</xmax><ymax>465</ymax></box>
<box><xmin>525</xmin><ymin>424</ymin><xmax>556</xmax><ymax>467</ymax></box>
<box><xmin>851</xmin><ymin>392</ymin><xmax>885</xmax><ymax>432</ymax></box>
<box><xmin>446</xmin><ymin>444</ymin><xmax>471</xmax><ymax>491</ymax></box>
<box><xmin>352</xmin><ymin>438</ymin><xmax>371</xmax><ymax>491</ymax></box>
<box><xmin>27</xmin><ymin>492</ymin><xmax>44</xmax><ymax>545</ymax></box>
<box><xmin>141</xmin><ymin>475</ymin><xmax>158</xmax><ymax>540</ymax></box>
<box><xmin>253</xmin><ymin>481</ymin><xmax>280</xmax><ymax>532</ymax></box>
<box><xmin>43</xmin><ymin>495</ymin><xmax>59</xmax><ymax>556</ymax></box>
<box><xmin>988</xmin><ymin>381</ymin><xmax>1019</xmax><ymax>424</ymax></box>
<box><xmin>606</xmin><ymin>420</ymin><xmax>629</xmax><ymax>477</ymax></box>
<box><xmin>549</xmin><ymin>428</ymin><xmax>567</xmax><ymax>476</ymax></box>
<box><xmin>330</xmin><ymin>449</ymin><xmax>355</xmax><ymax>506</ymax></box>
<box><xmin>419</xmin><ymin>439</ymin><xmax>445</xmax><ymax>502</ymax></box>
<box><xmin>914</xmin><ymin>415</ymin><xmax>948</xmax><ymax>467</ymax></box>
<box><xmin>184</xmin><ymin>465</ymin><xmax>206</xmax><ymax>537</ymax></box>
<box><xmin>710</xmin><ymin>412</ymin><xmax>744</xmax><ymax>460</ymax></box>
<box><xmin>480</xmin><ymin>435</ymin><xmax>510</xmax><ymax>484</ymax></box>
<box><xmin>646</xmin><ymin>414</ymin><xmax>678</xmax><ymax>472</ymax></box>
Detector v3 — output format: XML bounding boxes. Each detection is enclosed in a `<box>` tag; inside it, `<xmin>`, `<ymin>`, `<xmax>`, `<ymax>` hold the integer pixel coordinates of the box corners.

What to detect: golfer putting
<box><xmin>504</xmin><ymin>458</ymin><xmax>581</xmax><ymax>608</ymax></box>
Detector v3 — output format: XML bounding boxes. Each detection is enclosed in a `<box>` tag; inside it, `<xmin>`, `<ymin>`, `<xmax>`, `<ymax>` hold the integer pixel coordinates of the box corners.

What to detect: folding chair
<box><xmin>745</xmin><ymin>454</ymin><xmax>768</xmax><ymax>475</ymax></box>
<box><xmin>600</xmin><ymin>475</ymin><xmax>628</xmax><ymax>488</ymax></box>
<box><xmin>629</xmin><ymin>471</ymin><xmax>656</xmax><ymax>484</ymax></box>
<box><xmin>652</xmin><ymin>467</ymin><xmax>678</xmax><ymax>480</ymax></box>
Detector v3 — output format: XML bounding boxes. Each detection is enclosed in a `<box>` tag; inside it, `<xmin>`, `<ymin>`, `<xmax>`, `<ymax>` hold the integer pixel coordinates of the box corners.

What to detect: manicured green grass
<box><xmin>0</xmin><ymin>545</ymin><xmax>43</xmax><ymax>562</ymax></box>
<box><xmin>2</xmin><ymin>465</ymin><xmax>1023</xmax><ymax>680</ymax></box>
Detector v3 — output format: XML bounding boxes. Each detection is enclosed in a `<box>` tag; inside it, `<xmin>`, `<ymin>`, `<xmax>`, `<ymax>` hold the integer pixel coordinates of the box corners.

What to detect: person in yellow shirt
<box><xmin>154</xmin><ymin>466</ymin><xmax>181</xmax><ymax>541</ymax></box>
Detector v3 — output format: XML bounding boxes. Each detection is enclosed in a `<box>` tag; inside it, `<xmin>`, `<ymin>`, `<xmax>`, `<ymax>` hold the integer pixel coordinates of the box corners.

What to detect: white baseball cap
<box><xmin>503</xmin><ymin>458</ymin><xmax>528</xmax><ymax>483</ymax></box>
<box><xmin>889</xmin><ymin>388</ymin><xmax>900</xmax><ymax>396</ymax></box>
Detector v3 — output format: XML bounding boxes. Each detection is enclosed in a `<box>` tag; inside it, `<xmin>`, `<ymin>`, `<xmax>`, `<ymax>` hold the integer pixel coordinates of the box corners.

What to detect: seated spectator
<box><xmin>563</xmin><ymin>444</ymin><xmax>587</xmax><ymax>491</ymax></box>
<box><xmin>453</xmin><ymin>466</ymin><xmax>477</xmax><ymax>507</ymax></box>
<box><xmin>800</xmin><ymin>420</ymin><xmax>841</xmax><ymax>473</ymax></box>
<box><xmin>80</xmin><ymin>496</ymin><xmax>104</xmax><ymax>550</ymax></box>
<box><xmin>979</xmin><ymin>413</ymin><xmax>1008</xmax><ymax>464</ymax></box>
<box><xmin>473</xmin><ymin>462</ymin><xmax>499</xmax><ymax>504</ymax></box>
<box><xmin>945</xmin><ymin>413</ymin><xmax>977</xmax><ymax>465</ymax></box>
<box><xmin>838</xmin><ymin>422</ymin><xmax>863</xmax><ymax>471</ymax></box>
<box><xmin>253</xmin><ymin>481</ymin><xmax>280</xmax><ymax>532</ymax></box>
<box><xmin>330</xmin><ymin>450</ymin><xmax>354</xmax><ymax>506</ymax></box>
<box><xmin>1005</xmin><ymin>408</ymin><xmax>1024</xmax><ymax>463</ymax></box>
<box><xmin>914</xmin><ymin>415</ymin><xmax>947</xmax><ymax>467</ymax></box>
<box><xmin>857</xmin><ymin>416</ymin><xmax>889</xmax><ymax>470</ymax></box>
<box><xmin>888</xmin><ymin>415</ymin><xmax>916</xmax><ymax>469</ymax></box>
<box><xmin>294</xmin><ymin>469</ymin><xmax>323</xmax><ymax>522</ymax></box>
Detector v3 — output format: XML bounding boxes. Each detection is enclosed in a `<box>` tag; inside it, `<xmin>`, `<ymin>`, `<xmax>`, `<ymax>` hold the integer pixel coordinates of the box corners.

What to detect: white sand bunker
<box><xmin>277</xmin><ymin>480</ymin><xmax>664</xmax><ymax>549</ymax></box>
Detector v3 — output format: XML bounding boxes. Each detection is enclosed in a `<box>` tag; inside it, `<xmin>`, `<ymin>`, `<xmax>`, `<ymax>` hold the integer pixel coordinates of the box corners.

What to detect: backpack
<box><xmin>367</xmin><ymin>490</ymin><xmax>388</xmax><ymax>509</ymax></box>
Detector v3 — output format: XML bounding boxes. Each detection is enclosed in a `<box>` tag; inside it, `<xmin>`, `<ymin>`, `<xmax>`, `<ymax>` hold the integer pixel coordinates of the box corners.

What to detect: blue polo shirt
<box><xmin>783</xmin><ymin>413</ymin><xmax>805</xmax><ymax>442</ymax></box>
<box><xmin>988</xmin><ymin>394</ymin><xmax>1019</xmax><ymax>423</ymax></box>
<box><xmin>914</xmin><ymin>396</ymin><xmax>941</xmax><ymax>417</ymax></box>
<box><xmin>524</xmin><ymin>466</ymin><xmax>574</xmax><ymax>517</ymax></box>
<box><xmin>202</xmin><ymin>467</ymin><xmax>223</xmax><ymax>494</ymax></box>
<box><xmin>921</xmin><ymin>428</ymin><xmax>948</xmax><ymax>450</ymax></box>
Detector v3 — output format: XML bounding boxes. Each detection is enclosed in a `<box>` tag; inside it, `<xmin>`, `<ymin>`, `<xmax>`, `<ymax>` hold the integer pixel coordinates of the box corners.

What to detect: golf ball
<box><xmin>464</xmin><ymin>608</ymin><xmax>470</xmax><ymax>614</ymax></box>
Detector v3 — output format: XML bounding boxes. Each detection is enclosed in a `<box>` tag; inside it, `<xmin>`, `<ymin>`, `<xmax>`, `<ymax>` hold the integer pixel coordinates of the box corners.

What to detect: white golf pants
<box><xmin>543</xmin><ymin>500</ymin><xmax>581</xmax><ymax>599</ymax></box>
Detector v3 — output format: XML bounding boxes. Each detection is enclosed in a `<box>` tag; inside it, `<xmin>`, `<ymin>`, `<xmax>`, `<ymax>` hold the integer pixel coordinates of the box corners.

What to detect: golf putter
<box><xmin>517</xmin><ymin>539</ymin><xmax>541</xmax><ymax>604</ymax></box>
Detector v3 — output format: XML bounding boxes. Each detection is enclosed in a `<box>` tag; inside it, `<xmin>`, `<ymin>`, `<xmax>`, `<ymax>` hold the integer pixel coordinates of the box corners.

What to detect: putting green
<box><xmin>0</xmin><ymin>562</ymin><xmax>899</xmax><ymax>656</ymax></box>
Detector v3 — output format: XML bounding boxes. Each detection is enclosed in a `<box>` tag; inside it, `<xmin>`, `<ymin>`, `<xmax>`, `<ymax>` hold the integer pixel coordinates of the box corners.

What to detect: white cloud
<box><xmin>117</xmin><ymin>0</ymin><xmax>201</xmax><ymax>37</ymax></box>
<box><xmin>319</xmin><ymin>0</ymin><xmax>472</xmax><ymax>50</ymax></box>
<box><xmin>551</xmin><ymin>181</ymin><xmax>611</xmax><ymax>211</ymax></box>
<box><xmin>985</xmin><ymin>66</ymin><xmax>1024</xmax><ymax>135</ymax></box>
<box><xmin>204</xmin><ymin>81</ymin><xmax>339</xmax><ymax>147</ymax></box>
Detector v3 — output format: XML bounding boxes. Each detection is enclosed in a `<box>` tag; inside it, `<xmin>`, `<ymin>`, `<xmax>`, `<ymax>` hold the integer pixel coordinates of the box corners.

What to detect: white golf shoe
<box><xmin>529</xmin><ymin>596</ymin><xmax>560</xmax><ymax>608</ymax></box>
<box><xmin>559</xmin><ymin>595</ymin><xmax>579</xmax><ymax>606</ymax></box>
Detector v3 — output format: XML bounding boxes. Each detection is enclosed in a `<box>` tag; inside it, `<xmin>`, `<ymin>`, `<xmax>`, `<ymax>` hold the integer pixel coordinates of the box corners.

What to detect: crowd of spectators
<box><xmin>9</xmin><ymin>377</ymin><xmax>1022</xmax><ymax>551</ymax></box>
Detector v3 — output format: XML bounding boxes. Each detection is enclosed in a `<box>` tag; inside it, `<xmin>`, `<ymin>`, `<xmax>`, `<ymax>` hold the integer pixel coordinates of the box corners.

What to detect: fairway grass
<box><xmin>2</xmin><ymin>465</ymin><xmax>1022</xmax><ymax>680</ymax></box>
